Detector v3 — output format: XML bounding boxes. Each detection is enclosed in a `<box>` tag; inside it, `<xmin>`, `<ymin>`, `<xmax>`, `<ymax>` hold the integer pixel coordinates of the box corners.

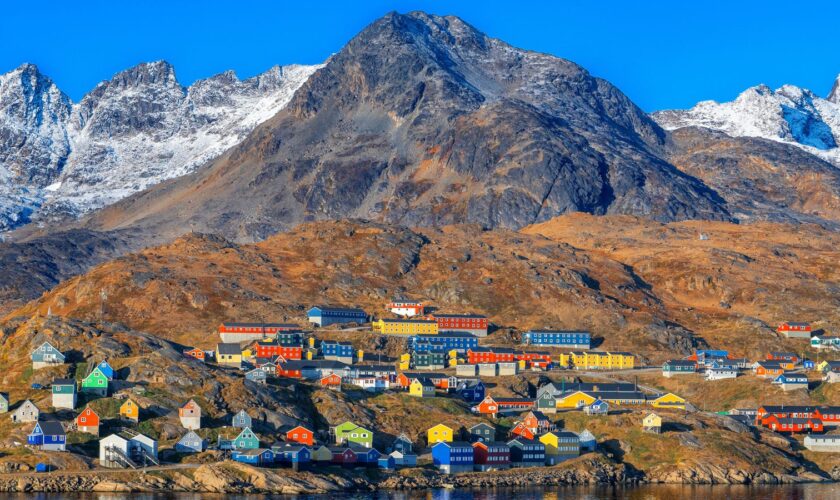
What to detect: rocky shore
<box><xmin>0</xmin><ymin>457</ymin><xmax>835</xmax><ymax>494</ymax></box>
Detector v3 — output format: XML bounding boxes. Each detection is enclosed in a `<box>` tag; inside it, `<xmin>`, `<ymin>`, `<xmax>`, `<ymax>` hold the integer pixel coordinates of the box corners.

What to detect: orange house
<box><xmin>754</xmin><ymin>361</ymin><xmax>784</xmax><ymax>378</ymax></box>
<box><xmin>286</xmin><ymin>425</ymin><xmax>314</xmax><ymax>446</ymax></box>
<box><xmin>76</xmin><ymin>407</ymin><xmax>100</xmax><ymax>435</ymax></box>
<box><xmin>522</xmin><ymin>411</ymin><xmax>553</xmax><ymax>434</ymax></box>
<box><xmin>184</xmin><ymin>347</ymin><xmax>206</xmax><ymax>362</ymax></box>
<box><xmin>320</xmin><ymin>373</ymin><xmax>342</xmax><ymax>388</ymax></box>
<box><xmin>509</xmin><ymin>422</ymin><xmax>535</xmax><ymax>440</ymax></box>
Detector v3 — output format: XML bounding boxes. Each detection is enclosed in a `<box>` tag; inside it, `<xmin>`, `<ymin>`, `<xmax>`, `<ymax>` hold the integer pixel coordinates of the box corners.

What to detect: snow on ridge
<box><xmin>0</xmin><ymin>61</ymin><xmax>322</xmax><ymax>232</ymax></box>
<box><xmin>652</xmin><ymin>80</ymin><xmax>840</xmax><ymax>166</ymax></box>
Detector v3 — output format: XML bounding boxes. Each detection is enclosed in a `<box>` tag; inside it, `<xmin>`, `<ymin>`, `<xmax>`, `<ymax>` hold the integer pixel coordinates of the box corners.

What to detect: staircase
<box><xmin>105</xmin><ymin>446</ymin><xmax>138</xmax><ymax>469</ymax></box>
<box><xmin>138</xmin><ymin>448</ymin><xmax>159</xmax><ymax>467</ymax></box>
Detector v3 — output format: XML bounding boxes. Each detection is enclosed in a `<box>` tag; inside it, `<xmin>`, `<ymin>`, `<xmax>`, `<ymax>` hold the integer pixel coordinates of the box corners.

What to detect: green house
<box><xmin>232</xmin><ymin>427</ymin><xmax>260</xmax><ymax>450</ymax></box>
<box><xmin>81</xmin><ymin>367</ymin><xmax>109</xmax><ymax>397</ymax></box>
<box><xmin>333</xmin><ymin>421</ymin><xmax>373</xmax><ymax>448</ymax></box>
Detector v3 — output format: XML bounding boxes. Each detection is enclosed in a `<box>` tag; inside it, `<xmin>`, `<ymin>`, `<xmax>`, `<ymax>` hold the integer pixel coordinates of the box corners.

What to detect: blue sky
<box><xmin>2</xmin><ymin>0</ymin><xmax>838</xmax><ymax>111</ymax></box>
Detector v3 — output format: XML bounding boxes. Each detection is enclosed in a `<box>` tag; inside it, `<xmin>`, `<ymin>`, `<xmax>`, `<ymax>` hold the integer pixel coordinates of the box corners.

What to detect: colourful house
<box><xmin>333</xmin><ymin>421</ymin><xmax>373</xmax><ymax>448</ymax></box>
<box><xmin>432</xmin><ymin>441</ymin><xmax>474</xmax><ymax>474</ymax></box>
<box><xmin>409</xmin><ymin>378</ymin><xmax>435</xmax><ymax>397</ymax></box>
<box><xmin>31</xmin><ymin>341</ymin><xmax>65</xmax><ymax>369</ymax></box>
<box><xmin>539</xmin><ymin>431</ymin><xmax>580</xmax><ymax>465</ymax></box>
<box><xmin>643</xmin><ymin>413</ymin><xmax>662</xmax><ymax>433</ymax></box>
<box><xmin>372</xmin><ymin>318</ymin><xmax>438</xmax><ymax>336</ymax></box>
<box><xmin>52</xmin><ymin>378</ymin><xmax>77</xmax><ymax>409</ymax></box>
<box><xmin>285</xmin><ymin>425</ymin><xmax>315</xmax><ymax>446</ymax></box>
<box><xmin>232</xmin><ymin>410</ymin><xmax>252</xmax><ymax>429</ymax></box>
<box><xmin>468</xmin><ymin>423</ymin><xmax>496</xmax><ymax>443</ymax></box>
<box><xmin>522</xmin><ymin>330</ymin><xmax>591</xmax><ymax>349</ymax></box>
<box><xmin>427</xmin><ymin>424</ymin><xmax>454</xmax><ymax>445</ymax></box>
<box><xmin>510</xmin><ymin>422</ymin><xmax>535</xmax><ymax>440</ymax></box>
<box><xmin>232</xmin><ymin>427</ymin><xmax>260</xmax><ymax>450</ymax></box>
<box><xmin>662</xmin><ymin>360</ymin><xmax>697</xmax><ymax>377</ymax></box>
<box><xmin>649</xmin><ymin>393</ymin><xmax>687</xmax><ymax>410</ymax></box>
<box><xmin>28</xmin><ymin>421</ymin><xmax>66</xmax><ymax>451</ymax></box>
<box><xmin>119</xmin><ymin>399</ymin><xmax>140</xmax><ymax>422</ymax></box>
<box><xmin>569</xmin><ymin>351</ymin><xmax>635</xmax><ymax>370</ymax></box>
<box><xmin>184</xmin><ymin>347</ymin><xmax>206</xmax><ymax>362</ymax></box>
<box><xmin>754</xmin><ymin>361</ymin><xmax>785</xmax><ymax>378</ymax></box>
<box><xmin>232</xmin><ymin>448</ymin><xmax>274</xmax><ymax>466</ymax></box>
<box><xmin>76</xmin><ymin>407</ymin><xmax>100</xmax><ymax>435</ymax></box>
<box><xmin>179</xmin><ymin>399</ymin><xmax>202</xmax><ymax>430</ymax></box>
<box><xmin>507</xmin><ymin>437</ymin><xmax>545</xmax><ymax>467</ymax></box>
<box><xmin>556</xmin><ymin>391</ymin><xmax>597</xmax><ymax>409</ymax></box>
<box><xmin>216</xmin><ymin>343</ymin><xmax>243</xmax><ymax>367</ymax></box>
<box><xmin>95</xmin><ymin>360</ymin><xmax>115</xmax><ymax>380</ymax></box>
<box><xmin>307</xmin><ymin>306</ymin><xmax>368</xmax><ymax>327</ymax></box>
<box><xmin>472</xmin><ymin>441</ymin><xmax>511</xmax><ymax>471</ymax></box>
<box><xmin>584</xmin><ymin>399</ymin><xmax>610</xmax><ymax>415</ymax></box>
<box><xmin>535</xmin><ymin>392</ymin><xmax>558</xmax><ymax>414</ymax></box>
<box><xmin>312</xmin><ymin>445</ymin><xmax>334</xmax><ymax>462</ymax></box>
<box><xmin>176</xmin><ymin>431</ymin><xmax>207</xmax><ymax>453</ymax></box>
<box><xmin>0</xmin><ymin>393</ymin><xmax>8</xmax><ymax>414</ymax></box>
<box><xmin>80</xmin><ymin>367</ymin><xmax>109</xmax><ymax>397</ymax></box>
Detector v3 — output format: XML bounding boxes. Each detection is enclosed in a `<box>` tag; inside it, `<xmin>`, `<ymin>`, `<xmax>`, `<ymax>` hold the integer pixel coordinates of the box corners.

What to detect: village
<box><xmin>4</xmin><ymin>300</ymin><xmax>840</xmax><ymax>475</ymax></box>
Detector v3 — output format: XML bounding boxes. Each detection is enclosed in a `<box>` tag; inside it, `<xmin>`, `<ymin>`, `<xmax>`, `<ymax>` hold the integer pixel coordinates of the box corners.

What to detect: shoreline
<box><xmin>0</xmin><ymin>457</ymin><xmax>836</xmax><ymax>494</ymax></box>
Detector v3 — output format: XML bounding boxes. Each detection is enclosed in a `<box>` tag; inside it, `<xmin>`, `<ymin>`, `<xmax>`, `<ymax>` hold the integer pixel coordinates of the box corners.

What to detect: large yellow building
<box><xmin>409</xmin><ymin>378</ymin><xmax>435</xmax><ymax>397</ymax></box>
<box><xmin>372</xmin><ymin>318</ymin><xmax>438</xmax><ymax>335</ymax></box>
<box><xmin>649</xmin><ymin>392</ymin><xmax>687</xmax><ymax>410</ymax></box>
<box><xmin>556</xmin><ymin>391</ymin><xmax>597</xmax><ymax>409</ymax></box>
<box><xmin>569</xmin><ymin>351</ymin><xmax>635</xmax><ymax>370</ymax></box>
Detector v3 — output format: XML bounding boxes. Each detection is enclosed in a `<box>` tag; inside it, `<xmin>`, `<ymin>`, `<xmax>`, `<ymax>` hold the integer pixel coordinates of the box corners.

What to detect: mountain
<box><xmin>653</xmin><ymin>79</ymin><xmax>840</xmax><ymax>166</ymax></box>
<box><xmin>0</xmin><ymin>61</ymin><xmax>320</xmax><ymax>232</ymax></box>
<box><xmin>74</xmin><ymin>11</ymin><xmax>731</xmax><ymax>242</ymax></box>
<box><xmin>829</xmin><ymin>74</ymin><xmax>840</xmax><ymax>103</ymax></box>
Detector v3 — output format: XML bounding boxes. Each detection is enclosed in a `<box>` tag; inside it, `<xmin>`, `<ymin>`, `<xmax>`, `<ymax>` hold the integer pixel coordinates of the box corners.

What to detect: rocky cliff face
<box><xmin>78</xmin><ymin>11</ymin><xmax>731</xmax><ymax>242</ymax></box>
<box><xmin>0</xmin><ymin>61</ymin><xmax>319</xmax><ymax>232</ymax></box>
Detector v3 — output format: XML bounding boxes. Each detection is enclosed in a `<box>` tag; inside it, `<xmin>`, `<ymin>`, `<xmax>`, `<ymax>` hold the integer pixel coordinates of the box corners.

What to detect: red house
<box><xmin>515</xmin><ymin>351</ymin><xmax>552</xmax><ymax>369</ymax></box>
<box><xmin>509</xmin><ymin>422</ymin><xmax>535</xmax><ymax>440</ymax></box>
<box><xmin>815</xmin><ymin>407</ymin><xmax>840</xmax><ymax>426</ymax></box>
<box><xmin>475</xmin><ymin>396</ymin><xmax>534</xmax><ymax>416</ymax></box>
<box><xmin>431</xmin><ymin>314</ymin><xmax>489</xmax><ymax>335</ymax></box>
<box><xmin>255</xmin><ymin>340</ymin><xmax>302</xmax><ymax>360</ymax></box>
<box><xmin>761</xmin><ymin>415</ymin><xmax>823</xmax><ymax>433</ymax></box>
<box><xmin>285</xmin><ymin>425</ymin><xmax>314</xmax><ymax>446</ymax></box>
<box><xmin>467</xmin><ymin>347</ymin><xmax>516</xmax><ymax>364</ymax></box>
<box><xmin>473</xmin><ymin>441</ymin><xmax>511</xmax><ymax>471</ymax></box>
<box><xmin>320</xmin><ymin>373</ymin><xmax>342</xmax><ymax>388</ymax></box>
<box><xmin>331</xmin><ymin>447</ymin><xmax>358</xmax><ymax>465</ymax></box>
<box><xmin>183</xmin><ymin>347</ymin><xmax>206</xmax><ymax>362</ymax></box>
<box><xmin>76</xmin><ymin>407</ymin><xmax>100</xmax><ymax>435</ymax></box>
<box><xmin>766</xmin><ymin>352</ymin><xmax>799</xmax><ymax>364</ymax></box>
<box><xmin>276</xmin><ymin>362</ymin><xmax>303</xmax><ymax>379</ymax></box>
<box><xmin>397</xmin><ymin>372</ymin><xmax>452</xmax><ymax>390</ymax></box>
<box><xmin>776</xmin><ymin>322</ymin><xmax>811</xmax><ymax>335</ymax></box>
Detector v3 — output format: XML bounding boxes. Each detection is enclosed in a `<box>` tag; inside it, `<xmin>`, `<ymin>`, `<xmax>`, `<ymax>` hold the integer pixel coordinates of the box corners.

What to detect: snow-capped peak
<box><xmin>829</xmin><ymin>73</ymin><xmax>840</xmax><ymax>104</ymax></box>
<box><xmin>653</xmin><ymin>76</ymin><xmax>840</xmax><ymax>165</ymax></box>
<box><xmin>0</xmin><ymin>60</ymin><xmax>322</xmax><ymax>232</ymax></box>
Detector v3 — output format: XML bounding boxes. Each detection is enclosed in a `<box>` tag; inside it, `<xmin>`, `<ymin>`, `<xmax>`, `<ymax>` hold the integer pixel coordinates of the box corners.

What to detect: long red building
<box><xmin>255</xmin><ymin>340</ymin><xmax>303</xmax><ymax>360</ymax></box>
<box><xmin>466</xmin><ymin>347</ymin><xmax>551</xmax><ymax>367</ymax></box>
<box><xmin>219</xmin><ymin>322</ymin><xmax>300</xmax><ymax>342</ymax></box>
<box><xmin>430</xmin><ymin>314</ymin><xmax>489</xmax><ymax>337</ymax></box>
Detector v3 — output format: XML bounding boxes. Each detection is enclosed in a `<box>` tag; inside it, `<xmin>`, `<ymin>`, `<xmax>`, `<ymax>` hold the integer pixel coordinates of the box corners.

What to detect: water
<box><xmin>1</xmin><ymin>484</ymin><xmax>839</xmax><ymax>500</ymax></box>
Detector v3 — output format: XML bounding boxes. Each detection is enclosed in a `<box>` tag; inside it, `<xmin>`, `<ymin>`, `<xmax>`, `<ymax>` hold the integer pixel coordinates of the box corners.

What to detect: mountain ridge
<box><xmin>0</xmin><ymin>59</ymin><xmax>320</xmax><ymax>232</ymax></box>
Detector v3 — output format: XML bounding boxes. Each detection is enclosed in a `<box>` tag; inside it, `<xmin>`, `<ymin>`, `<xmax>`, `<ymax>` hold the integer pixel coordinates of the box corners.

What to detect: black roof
<box><xmin>37</xmin><ymin>420</ymin><xmax>65</xmax><ymax>435</ymax></box>
<box><xmin>217</xmin><ymin>343</ymin><xmax>242</xmax><ymax>355</ymax></box>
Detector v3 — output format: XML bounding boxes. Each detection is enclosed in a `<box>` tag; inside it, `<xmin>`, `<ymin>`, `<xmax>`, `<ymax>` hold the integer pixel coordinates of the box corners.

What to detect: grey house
<box><xmin>468</xmin><ymin>423</ymin><xmax>495</xmax><ymax>443</ymax></box>
<box><xmin>232</xmin><ymin>410</ymin><xmax>252</xmax><ymax>429</ymax></box>
<box><xmin>12</xmin><ymin>400</ymin><xmax>39</xmax><ymax>423</ymax></box>
<box><xmin>31</xmin><ymin>342</ymin><xmax>65</xmax><ymax>370</ymax></box>
<box><xmin>175</xmin><ymin>430</ymin><xmax>207</xmax><ymax>453</ymax></box>
<box><xmin>245</xmin><ymin>368</ymin><xmax>267</xmax><ymax>384</ymax></box>
<box><xmin>52</xmin><ymin>379</ymin><xmax>77</xmax><ymax>410</ymax></box>
<box><xmin>0</xmin><ymin>393</ymin><xmax>9</xmax><ymax>413</ymax></box>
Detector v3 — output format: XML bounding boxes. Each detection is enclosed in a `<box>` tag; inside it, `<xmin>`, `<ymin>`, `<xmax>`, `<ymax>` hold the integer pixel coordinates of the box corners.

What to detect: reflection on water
<box><xmin>3</xmin><ymin>484</ymin><xmax>839</xmax><ymax>500</ymax></box>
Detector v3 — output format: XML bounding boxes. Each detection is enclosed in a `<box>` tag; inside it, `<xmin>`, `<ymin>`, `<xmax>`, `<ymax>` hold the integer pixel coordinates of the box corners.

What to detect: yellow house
<box><xmin>217</xmin><ymin>343</ymin><xmax>243</xmax><ymax>366</ymax></box>
<box><xmin>427</xmin><ymin>424</ymin><xmax>453</xmax><ymax>444</ymax></box>
<box><xmin>643</xmin><ymin>413</ymin><xmax>662</xmax><ymax>433</ymax></box>
<box><xmin>311</xmin><ymin>445</ymin><xmax>333</xmax><ymax>462</ymax></box>
<box><xmin>241</xmin><ymin>348</ymin><xmax>253</xmax><ymax>359</ymax></box>
<box><xmin>555</xmin><ymin>353</ymin><xmax>572</xmax><ymax>369</ymax></box>
<box><xmin>649</xmin><ymin>392</ymin><xmax>687</xmax><ymax>410</ymax></box>
<box><xmin>570</xmin><ymin>351</ymin><xmax>635</xmax><ymax>370</ymax></box>
<box><xmin>556</xmin><ymin>391</ymin><xmax>597</xmax><ymax>409</ymax></box>
<box><xmin>539</xmin><ymin>431</ymin><xmax>560</xmax><ymax>455</ymax></box>
<box><xmin>399</xmin><ymin>353</ymin><xmax>411</xmax><ymax>371</ymax></box>
<box><xmin>119</xmin><ymin>399</ymin><xmax>140</xmax><ymax>422</ymax></box>
<box><xmin>372</xmin><ymin>318</ymin><xmax>438</xmax><ymax>335</ymax></box>
<box><xmin>817</xmin><ymin>360</ymin><xmax>832</xmax><ymax>372</ymax></box>
<box><xmin>409</xmin><ymin>378</ymin><xmax>435</xmax><ymax>397</ymax></box>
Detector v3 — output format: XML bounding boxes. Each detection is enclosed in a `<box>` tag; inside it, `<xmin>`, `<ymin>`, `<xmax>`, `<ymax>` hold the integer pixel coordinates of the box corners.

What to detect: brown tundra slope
<box><xmin>5</xmin><ymin>215</ymin><xmax>840</xmax><ymax>363</ymax></box>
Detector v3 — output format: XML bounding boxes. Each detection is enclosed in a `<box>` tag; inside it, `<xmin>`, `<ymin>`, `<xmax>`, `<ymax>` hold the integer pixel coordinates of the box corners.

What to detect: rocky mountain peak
<box><xmin>829</xmin><ymin>73</ymin><xmax>840</xmax><ymax>103</ymax></box>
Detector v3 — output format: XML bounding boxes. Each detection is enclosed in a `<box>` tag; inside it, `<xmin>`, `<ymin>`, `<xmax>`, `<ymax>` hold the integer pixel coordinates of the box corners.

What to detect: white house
<box><xmin>11</xmin><ymin>400</ymin><xmax>39</xmax><ymax>423</ymax></box>
<box><xmin>99</xmin><ymin>431</ymin><xmax>158</xmax><ymax>468</ymax></box>
<box><xmin>705</xmin><ymin>367</ymin><xmax>738</xmax><ymax>381</ymax></box>
<box><xmin>804</xmin><ymin>434</ymin><xmax>840</xmax><ymax>452</ymax></box>
<box><xmin>349</xmin><ymin>377</ymin><xmax>390</xmax><ymax>392</ymax></box>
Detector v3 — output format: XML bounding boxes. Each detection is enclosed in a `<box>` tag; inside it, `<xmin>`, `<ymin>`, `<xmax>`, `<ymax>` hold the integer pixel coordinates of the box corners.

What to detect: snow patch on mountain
<box><xmin>0</xmin><ymin>61</ymin><xmax>320</xmax><ymax>233</ymax></box>
<box><xmin>653</xmin><ymin>80</ymin><xmax>840</xmax><ymax>166</ymax></box>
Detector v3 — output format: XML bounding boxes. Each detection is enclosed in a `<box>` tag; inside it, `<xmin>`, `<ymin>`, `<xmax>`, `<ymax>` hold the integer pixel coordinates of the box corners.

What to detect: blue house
<box><xmin>803</xmin><ymin>359</ymin><xmax>815</xmax><ymax>370</ymax></box>
<box><xmin>272</xmin><ymin>444</ymin><xmax>311</xmax><ymax>468</ymax></box>
<box><xmin>232</xmin><ymin>410</ymin><xmax>252</xmax><ymax>429</ymax></box>
<box><xmin>583</xmin><ymin>399</ymin><xmax>609</xmax><ymax>415</ymax></box>
<box><xmin>456</xmin><ymin>380</ymin><xmax>486</xmax><ymax>403</ymax></box>
<box><xmin>307</xmin><ymin>306</ymin><xmax>367</xmax><ymax>327</ymax></box>
<box><xmin>95</xmin><ymin>360</ymin><xmax>115</xmax><ymax>380</ymax></box>
<box><xmin>507</xmin><ymin>437</ymin><xmax>545</xmax><ymax>467</ymax></box>
<box><xmin>320</xmin><ymin>340</ymin><xmax>355</xmax><ymax>362</ymax></box>
<box><xmin>378</xmin><ymin>455</ymin><xmax>396</xmax><ymax>469</ymax></box>
<box><xmin>522</xmin><ymin>330</ymin><xmax>591</xmax><ymax>349</ymax></box>
<box><xmin>390</xmin><ymin>433</ymin><xmax>413</xmax><ymax>454</ymax></box>
<box><xmin>175</xmin><ymin>431</ymin><xmax>207</xmax><ymax>453</ymax></box>
<box><xmin>409</xmin><ymin>333</ymin><xmax>479</xmax><ymax>353</ymax></box>
<box><xmin>350</xmin><ymin>445</ymin><xmax>381</xmax><ymax>465</ymax></box>
<box><xmin>432</xmin><ymin>441</ymin><xmax>474</xmax><ymax>474</ymax></box>
<box><xmin>28</xmin><ymin>421</ymin><xmax>66</xmax><ymax>451</ymax></box>
<box><xmin>232</xmin><ymin>448</ymin><xmax>274</xmax><ymax>466</ymax></box>
<box><xmin>245</xmin><ymin>369</ymin><xmax>268</xmax><ymax>384</ymax></box>
<box><xmin>31</xmin><ymin>342</ymin><xmax>65</xmax><ymax>369</ymax></box>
